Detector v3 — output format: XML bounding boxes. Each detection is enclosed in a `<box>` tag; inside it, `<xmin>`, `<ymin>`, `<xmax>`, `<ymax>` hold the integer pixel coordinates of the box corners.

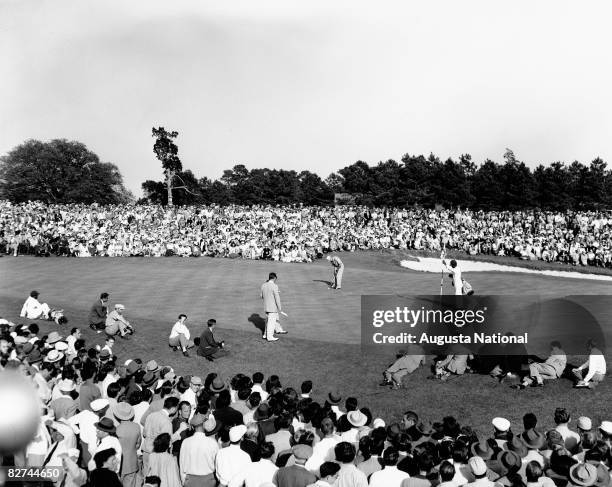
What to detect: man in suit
<box><xmin>197</xmin><ymin>319</ymin><xmax>229</xmax><ymax>361</ymax></box>
<box><xmin>49</xmin><ymin>379</ymin><xmax>79</xmax><ymax>420</ymax></box>
<box><xmin>89</xmin><ymin>292</ymin><xmax>110</xmax><ymax>332</ymax></box>
<box><xmin>114</xmin><ymin>402</ymin><xmax>142</xmax><ymax>487</ymax></box>
<box><xmin>273</xmin><ymin>444</ymin><xmax>316</xmax><ymax>487</ymax></box>
<box><xmin>260</xmin><ymin>272</ymin><xmax>287</xmax><ymax>342</ymax></box>
<box><xmin>326</xmin><ymin>255</ymin><xmax>344</xmax><ymax>290</ymax></box>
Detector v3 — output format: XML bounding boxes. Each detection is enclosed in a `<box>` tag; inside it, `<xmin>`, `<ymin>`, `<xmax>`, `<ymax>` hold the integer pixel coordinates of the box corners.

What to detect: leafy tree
<box><xmin>152</xmin><ymin>127</ymin><xmax>198</xmax><ymax>206</ymax></box>
<box><xmin>0</xmin><ymin>139</ymin><xmax>131</xmax><ymax>204</ymax></box>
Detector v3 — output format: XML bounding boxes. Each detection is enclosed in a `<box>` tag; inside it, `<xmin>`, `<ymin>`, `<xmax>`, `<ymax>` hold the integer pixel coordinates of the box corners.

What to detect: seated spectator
<box><xmin>105</xmin><ymin>304</ymin><xmax>134</xmax><ymax>339</ymax></box>
<box><xmin>20</xmin><ymin>290</ymin><xmax>51</xmax><ymax>320</ymax></box>
<box><xmin>168</xmin><ymin>314</ymin><xmax>194</xmax><ymax>357</ymax></box>
<box><xmin>572</xmin><ymin>340</ymin><xmax>606</xmax><ymax>389</ymax></box>
<box><xmin>380</xmin><ymin>348</ymin><xmax>426</xmax><ymax>389</ymax></box>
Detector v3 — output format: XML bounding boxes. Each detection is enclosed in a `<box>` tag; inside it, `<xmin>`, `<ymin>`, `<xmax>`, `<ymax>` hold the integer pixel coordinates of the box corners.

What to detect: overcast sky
<box><xmin>1</xmin><ymin>0</ymin><xmax>611</xmax><ymax>195</ymax></box>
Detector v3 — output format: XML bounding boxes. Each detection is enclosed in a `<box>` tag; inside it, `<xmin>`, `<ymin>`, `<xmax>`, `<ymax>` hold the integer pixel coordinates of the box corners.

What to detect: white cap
<box><xmin>115</xmin><ymin>304</ymin><xmax>125</xmax><ymax>310</ymax></box>
<box><xmin>229</xmin><ymin>425</ymin><xmax>247</xmax><ymax>443</ymax></box>
<box><xmin>600</xmin><ymin>421</ymin><xmax>612</xmax><ymax>435</ymax></box>
<box><xmin>492</xmin><ymin>417</ymin><xmax>510</xmax><ymax>432</ymax></box>
<box><xmin>373</xmin><ymin>418</ymin><xmax>386</xmax><ymax>429</ymax></box>
<box><xmin>91</xmin><ymin>398</ymin><xmax>110</xmax><ymax>412</ymax></box>
<box><xmin>55</xmin><ymin>342</ymin><xmax>69</xmax><ymax>351</ymax></box>
<box><xmin>577</xmin><ymin>416</ymin><xmax>592</xmax><ymax>431</ymax></box>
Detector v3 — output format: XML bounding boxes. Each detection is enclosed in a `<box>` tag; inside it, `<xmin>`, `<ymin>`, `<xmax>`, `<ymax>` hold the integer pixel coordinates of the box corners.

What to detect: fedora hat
<box><xmin>347</xmin><ymin>410</ymin><xmax>367</xmax><ymax>428</ymax></box>
<box><xmin>254</xmin><ymin>403</ymin><xmax>271</xmax><ymax>421</ymax></box>
<box><xmin>492</xmin><ymin>417</ymin><xmax>511</xmax><ymax>432</ymax></box>
<box><xmin>328</xmin><ymin>391</ymin><xmax>342</xmax><ymax>404</ymax></box>
<box><xmin>595</xmin><ymin>464</ymin><xmax>611</xmax><ymax>487</ymax></box>
<box><xmin>210</xmin><ymin>377</ymin><xmax>226</xmax><ymax>392</ymax></box>
<box><xmin>54</xmin><ymin>342</ymin><xmax>68</xmax><ymax>352</ymax></box>
<box><xmin>113</xmin><ymin>402</ymin><xmax>135</xmax><ymax>421</ymax></box>
<box><xmin>126</xmin><ymin>361</ymin><xmax>141</xmax><ymax>375</ymax></box>
<box><xmin>27</xmin><ymin>349</ymin><xmax>43</xmax><ymax>364</ymax></box>
<box><xmin>416</xmin><ymin>420</ymin><xmax>434</xmax><ymax>436</ymax></box>
<box><xmin>142</xmin><ymin>372</ymin><xmax>157</xmax><ymax>387</ymax></box>
<box><xmin>522</xmin><ymin>429</ymin><xmax>546</xmax><ymax>450</ymax></box>
<box><xmin>497</xmin><ymin>450</ymin><xmax>521</xmax><ymax>476</ymax></box>
<box><xmin>22</xmin><ymin>342</ymin><xmax>35</xmax><ymax>354</ymax></box>
<box><xmin>146</xmin><ymin>360</ymin><xmax>159</xmax><ymax>373</ymax></box>
<box><xmin>99</xmin><ymin>349</ymin><xmax>111</xmax><ymax>360</ymax></box>
<box><xmin>47</xmin><ymin>331</ymin><xmax>63</xmax><ymax>344</ymax></box>
<box><xmin>471</xmin><ymin>439</ymin><xmax>494</xmax><ymax>460</ymax></box>
<box><xmin>44</xmin><ymin>350</ymin><xmax>64</xmax><ymax>363</ymax></box>
<box><xmin>569</xmin><ymin>463</ymin><xmax>598</xmax><ymax>487</ymax></box>
<box><xmin>95</xmin><ymin>417</ymin><xmax>116</xmax><ymax>434</ymax></box>
<box><xmin>508</xmin><ymin>437</ymin><xmax>528</xmax><ymax>458</ymax></box>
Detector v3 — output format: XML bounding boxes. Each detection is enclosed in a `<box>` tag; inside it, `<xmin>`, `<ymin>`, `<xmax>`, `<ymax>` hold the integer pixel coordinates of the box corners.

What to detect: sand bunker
<box><xmin>400</xmin><ymin>256</ymin><xmax>612</xmax><ymax>281</ymax></box>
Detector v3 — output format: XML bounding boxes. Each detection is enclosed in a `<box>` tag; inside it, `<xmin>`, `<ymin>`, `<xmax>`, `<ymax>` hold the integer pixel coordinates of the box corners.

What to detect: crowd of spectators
<box><xmin>3</xmin><ymin>201</ymin><xmax>612</xmax><ymax>268</ymax></box>
<box><xmin>1</xmin><ymin>313</ymin><xmax>612</xmax><ymax>487</ymax></box>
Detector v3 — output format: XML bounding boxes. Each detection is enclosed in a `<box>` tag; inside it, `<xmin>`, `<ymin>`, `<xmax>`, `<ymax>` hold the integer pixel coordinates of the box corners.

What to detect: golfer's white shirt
<box><xmin>578</xmin><ymin>353</ymin><xmax>607</xmax><ymax>382</ymax></box>
<box><xmin>170</xmin><ymin>321</ymin><xmax>190</xmax><ymax>340</ymax></box>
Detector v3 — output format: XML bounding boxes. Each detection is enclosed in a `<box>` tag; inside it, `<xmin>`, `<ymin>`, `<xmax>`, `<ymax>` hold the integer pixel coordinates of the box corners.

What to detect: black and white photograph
<box><xmin>1</xmin><ymin>1</ymin><xmax>612</xmax><ymax>486</ymax></box>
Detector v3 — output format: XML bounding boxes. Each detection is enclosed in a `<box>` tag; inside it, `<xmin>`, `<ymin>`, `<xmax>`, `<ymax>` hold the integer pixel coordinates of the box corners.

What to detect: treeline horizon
<box><xmin>141</xmin><ymin>149</ymin><xmax>612</xmax><ymax>210</ymax></box>
<box><xmin>2</xmin><ymin>139</ymin><xmax>611</xmax><ymax>210</ymax></box>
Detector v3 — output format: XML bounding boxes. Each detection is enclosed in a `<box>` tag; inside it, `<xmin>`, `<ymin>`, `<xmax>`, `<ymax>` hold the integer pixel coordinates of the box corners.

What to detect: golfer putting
<box><xmin>326</xmin><ymin>255</ymin><xmax>344</xmax><ymax>290</ymax></box>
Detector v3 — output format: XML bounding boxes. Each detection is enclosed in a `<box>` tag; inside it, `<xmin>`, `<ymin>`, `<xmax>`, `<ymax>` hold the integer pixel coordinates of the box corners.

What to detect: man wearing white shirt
<box><xmin>65</xmin><ymin>328</ymin><xmax>81</xmax><ymax>359</ymax></box>
<box><xmin>215</xmin><ymin>425</ymin><xmax>251</xmax><ymax>487</ymax></box>
<box><xmin>305</xmin><ymin>418</ymin><xmax>341</xmax><ymax>474</ymax></box>
<box><xmin>251</xmin><ymin>373</ymin><xmax>269</xmax><ymax>401</ymax></box>
<box><xmin>369</xmin><ymin>447</ymin><xmax>409</xmax><ymax>487</ymax></box>
<box><xmin>180</xmin><ymin>376</ymin><xmax>202</xmax><ymax>410</ymax></box>
<box><xmin>573</xmin><ymin>340</ymin><xmax>606</xmax><ymax>388</ymax></box>
<box><xmin>20</xmin><ymin>290</ymin><xmax>51</xmax><ymax>319</ymax></box>
<box><xmin>87</xmin><ymin>418</ymin><xmax>122</xmax><ymax>473</ymax></box>
<box><xmin>180</xmin><ymin>414</ymin><xmax>219</xmax><ymax>487</ymax></box>
<box><xmin>169</xmin><ymin>314</ymin><xmax>194</xmax><ymax>357</ymax></box>
<box><xmin>228</xmin><ymin>441</ymin><xmax>278</xmax><ymax>487</ymax></box>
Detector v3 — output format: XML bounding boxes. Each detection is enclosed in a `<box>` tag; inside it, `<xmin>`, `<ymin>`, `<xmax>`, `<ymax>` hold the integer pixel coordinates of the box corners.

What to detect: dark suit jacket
<box><xmin>116</xmin><ymin>421</ymin><xmax>142</xmax><ymax>475</ymax></box>
<box><xmin>90</xmin><ymin>468</ymin><xmax>123</xmax><ymax>487</ymax></box>
<box><xmin>197</xmin><ymin>328</ymin><xmax>221</xmax><ymax>357</ymax></box>
<box><xmin>213</xmin><ymin>406</ymin><xmax>244</xmax><ymax>428</ymax></box>
<box><xmin>273</xmin><ymin>465</ymin><xmax>317</xmax><ymax>487</ymax></box>
<box><xmin>89</xmin><ymin>301</ymin><xmax>107</xmax><ymax>326</ymax></box>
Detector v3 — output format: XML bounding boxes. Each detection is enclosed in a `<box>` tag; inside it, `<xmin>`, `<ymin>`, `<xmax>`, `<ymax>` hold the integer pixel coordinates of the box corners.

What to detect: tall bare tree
<box><xmin>152</xmin><ymin>127</ymin><xmax>186</xmax><ymax>206</ymax></box>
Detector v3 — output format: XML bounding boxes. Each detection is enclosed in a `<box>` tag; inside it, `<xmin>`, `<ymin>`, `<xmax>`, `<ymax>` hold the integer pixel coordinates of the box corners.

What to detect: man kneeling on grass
<box><xmin>168</xmin><ymin>314</ymin><xmax>194</xmax><ymax>357</ymax></box>
<box><xmin>197</xmin><ymin>319</ymin><xmax>229</xmax><ymax>362</ymax></box>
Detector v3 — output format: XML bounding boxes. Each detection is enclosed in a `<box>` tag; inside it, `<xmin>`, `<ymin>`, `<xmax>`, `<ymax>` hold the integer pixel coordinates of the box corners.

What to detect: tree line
<box><xmin>1</xmin><ymin>135</ymin><xmax>611</xmax><ymax>210</ymax></box>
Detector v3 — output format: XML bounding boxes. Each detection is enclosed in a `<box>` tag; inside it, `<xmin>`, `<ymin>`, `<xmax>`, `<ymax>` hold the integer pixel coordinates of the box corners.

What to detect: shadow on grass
<box><xmin>248</xmin><ymin>313</ymin><xmax>266</xmax><ymax>334</ymax></box>
<box><xmin>312</xmin><ymin>279</ymin><xmax>333</xmax><ymax>287</ymax></box>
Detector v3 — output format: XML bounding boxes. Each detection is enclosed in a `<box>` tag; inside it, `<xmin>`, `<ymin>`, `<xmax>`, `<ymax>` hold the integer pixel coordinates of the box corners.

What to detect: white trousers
<box><xmin>264</xmin><ymin>312</ymin><xmax>285</xmax><ymax>340</ymax></box>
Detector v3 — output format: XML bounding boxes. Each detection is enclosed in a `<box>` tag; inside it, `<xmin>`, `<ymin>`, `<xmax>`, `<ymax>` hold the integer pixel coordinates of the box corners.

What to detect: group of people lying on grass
<box><xmin>1</xmin><ymin>311</ymin><xmax>612</xmax><ymax>487</ymax></box>
<box><xmin>381</xmin><ymin>340</ymin><xmax>607</xmax><ymax>391</ymax></box>
<box><xmin>3</xmin><ymin>200</ymin><xmax>612</xmax><ymax>268</ymax></box>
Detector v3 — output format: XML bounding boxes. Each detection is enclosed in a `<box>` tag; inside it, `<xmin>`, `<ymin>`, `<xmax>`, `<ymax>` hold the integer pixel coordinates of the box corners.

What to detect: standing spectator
<box><xmin>147</xmin><ymin>433</ymin><xmax>182</xmax><ymax>487</ymax></box>
<box><xmin>215</xmin><ymin>425</ymin><xmax>252</xmax><ymax>487</ymax></box>
<box><xmin>88</xmin><ymin>418</ymin><xmax>122</xmax><ymax>474</ymax></box>
<box><xmin>179</xmin><ymin>414</ymin><xmax>219</xmax><ymax>487</ymax></box>
<box><xmin>114</xmin><ymin>403</ymin><xmax>142</xmax><ymax>487</ymax></box>
<box><xmin>334</xmin><ymin>442</ymin><xmax>368</xmax><ymax>487</ymax></box>
<box><xmin>228</xmin><ymin>441</ymin><xmax>278</xmax><ymax>487</ymax></box>
<box><xmin>369</xmin><ymin>447</ymin><xmax>410</xmax><ymax>487</ymax></box>
<box><xmin>273</xmin><ymin>444</ymin><xmax>316</xmax><ymax>487</ymax></box>
<box><xmin>90</xmin><ymin>448</ymin><xmax>123</xmax><ymax>487</ymax></box>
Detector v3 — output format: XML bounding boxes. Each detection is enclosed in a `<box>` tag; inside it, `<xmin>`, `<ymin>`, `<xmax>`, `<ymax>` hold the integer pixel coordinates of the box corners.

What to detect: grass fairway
<box><xmin>1</xmin><ymin>251</ymin><xmax>611</xmax><ymax>436</ymax></box>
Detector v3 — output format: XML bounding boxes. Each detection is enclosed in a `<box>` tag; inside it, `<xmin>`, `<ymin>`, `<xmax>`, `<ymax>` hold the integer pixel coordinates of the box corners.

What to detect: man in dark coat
<box><xmin>197</xmin><ymin>319</ymin><xmax>229</xmax><ymax>361</ymax></box>
<box><xmin>90</xmin><ymin>448</ymin><xmax>123</xmax><ymax>487</ymax></box>
<box><xmin>89</xmin><ymin>292</ymin><xmax>110</xmax><ymax>332</ymax></box>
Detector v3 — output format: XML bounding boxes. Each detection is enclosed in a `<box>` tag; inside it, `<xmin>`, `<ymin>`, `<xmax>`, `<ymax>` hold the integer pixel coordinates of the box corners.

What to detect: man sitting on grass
<box><xmin>572</xmin><ymin>339</ymin><xmax>606</xmax><ymax>389</ymax></box>
<box><xmin>105</xmin><ymin>304</ymin><xmax>134</xmax><ymax>340</ymax></box>
<box><xmin>517</xmin><ymin>341</ymin><xmax>566</xmax><ymax>389</ymax></box>
<box><xmin>380</xmin><ymin>348</ymin><xmax>426</xmax><ymax>389</ymax></box>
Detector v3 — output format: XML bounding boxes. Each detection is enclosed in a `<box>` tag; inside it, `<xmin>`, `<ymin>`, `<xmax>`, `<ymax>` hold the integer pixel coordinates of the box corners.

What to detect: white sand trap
<box><xmin>400</xmin><ymin>256</ymin><xmax>612</xmax><ymax>281</ymax></box>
